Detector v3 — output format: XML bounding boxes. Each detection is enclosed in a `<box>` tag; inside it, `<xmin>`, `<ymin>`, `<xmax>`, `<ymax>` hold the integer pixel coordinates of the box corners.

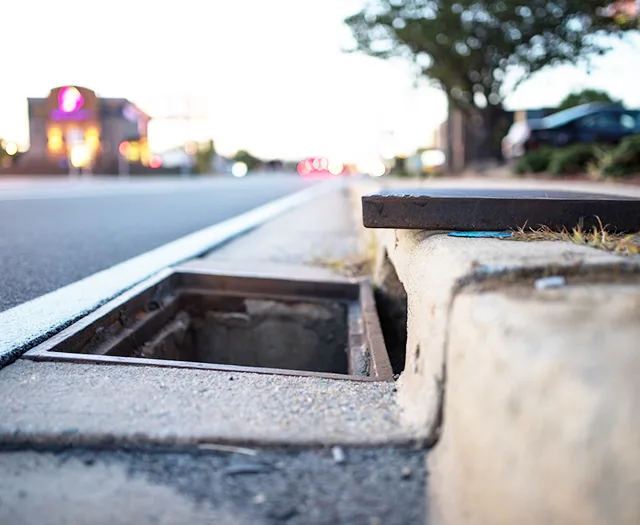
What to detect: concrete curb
<box><xmin>431</xmin><ymin>277</ymin><xmax>640</xmax><ymax>525</ymax></box>
<box><xmin>349</xmin><ymin>181</ymin><xmax>640</xmax><ymax>524</ymax></box>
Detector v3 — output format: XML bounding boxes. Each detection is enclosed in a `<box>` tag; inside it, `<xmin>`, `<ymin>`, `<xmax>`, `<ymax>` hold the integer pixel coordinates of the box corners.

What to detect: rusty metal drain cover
<box><xmin>362</xmin><ymin>188</ymin><xmax>640</xmax><ymax>231</ymax></box>
<box><xmin>23</xmin><ymin>270</ymin><xmax>393</xmax><ymax>382</ymax></box>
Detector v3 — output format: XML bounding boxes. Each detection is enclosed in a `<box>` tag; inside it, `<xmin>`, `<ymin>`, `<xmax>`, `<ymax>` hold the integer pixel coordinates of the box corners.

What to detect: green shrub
<box><xmin>513</xmin><ymin>148</ymin><xmax>553</xmax><ymax>174</ymax></box>
<box><xmin>599</xmin><ymin>135</ymin><xmax>640</xmax><ymax>179</ymax></box>
<box><xmin>513</xmin><ymin>138</ymin><xmax>640</xmax><ymax>178</ymax></box>
<box><xmin>548</xmin><ymin>143</ymin><xmax>599</xmax><ymax>176</ymax></box>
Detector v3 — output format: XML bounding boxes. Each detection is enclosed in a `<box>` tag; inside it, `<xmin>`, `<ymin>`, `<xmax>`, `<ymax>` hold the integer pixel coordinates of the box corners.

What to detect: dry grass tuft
<box><xmin>311</xmin><ymin>253</ymin><xmax>373</xmax><ymax>278</ymax></box>
<box><xmin>311</xmin><ymin>233</ymin><xmax>378</xmax><ymax>278</ymax></box>
<box><xmin>510</xmin><ymin>219</ymin><xmax>640</xmax><ymax>256</ymax></box>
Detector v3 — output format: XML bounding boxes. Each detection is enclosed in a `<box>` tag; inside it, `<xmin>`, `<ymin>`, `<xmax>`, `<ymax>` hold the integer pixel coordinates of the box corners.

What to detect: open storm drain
<box><xmin>24</xmin><ymin>270</ymin><xmax>393</xmax><ymax>381</ymax></box>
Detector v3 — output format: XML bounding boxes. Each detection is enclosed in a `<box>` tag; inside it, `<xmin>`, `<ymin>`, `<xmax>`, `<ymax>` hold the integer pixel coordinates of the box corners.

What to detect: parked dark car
<box><xmin>503</xmin><ymin>103</ymin><xmax>640</xmax><ymax>158</ymax></box>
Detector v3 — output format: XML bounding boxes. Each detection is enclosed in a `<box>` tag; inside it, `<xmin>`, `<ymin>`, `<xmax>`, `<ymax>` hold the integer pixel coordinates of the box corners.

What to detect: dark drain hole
<box><xmin>117</xmin><ymin>298</ymin><xmax>348</xmax><ymax>375</ymax></box>
<box><xmin>373</xmin><ymin>252</ymin><xmax>407</xmax><ymax>376</ymax></box>
<box><xmin>25</xmin><ymin>272</ymin><xmax>394</xmax><ymax>381</ymax></box>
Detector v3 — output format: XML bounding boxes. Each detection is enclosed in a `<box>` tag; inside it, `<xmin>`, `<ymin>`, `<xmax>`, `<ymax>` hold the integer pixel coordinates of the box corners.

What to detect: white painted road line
<box><xmin>0</xmin><ymin>178</ymin><xmax>344</xmax><ymax>366</ymax></box>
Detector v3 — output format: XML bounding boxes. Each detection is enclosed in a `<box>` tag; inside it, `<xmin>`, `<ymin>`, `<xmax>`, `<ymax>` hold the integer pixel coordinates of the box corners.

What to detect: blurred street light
<box><xmin>184</xmin><ymin>142</ymin><xmax>198</xmax><ymax>156</ymax></box>
<box><xmin>149</xmin><ymin>155</ymin><xmax>163</xmax><ymax>169</ymax></box>
<box><xmin>420</xmin><ymin>149</ymin><xmax>446</xmax><ymax>169</ymax></box>
<box><xmin>69</xmin><ymin>144</ymin><xmax>90</xmax><ymax>168</ymax></box>
<box><xmin>232</xmin><ymin>162</ymin><xmax>248</xmax><ymax>178</ymax></box>
<box><xmin>328</xmin><ymin>160</ymin><xmax>344</xmax><ymax>175</ymax></box>
<box><xmin>128</xmin><ymin>143</ymin><xmax>141</xmax><ymax>162</ymax></box>
<box><xmin>4</xmin><ymin>142</ymin><xmax>18</xmax><ymax>156</ymax></box>
<box><xmin>85</xmin><ymin>129</ymin><xmax>100</xmax><ymax>151</ymax></box>
<box><xmin>357</xmin><ymin>159</ymin><xmax>386</xmax><ymax>178</ymax></box>
<box><xmin>370</xmin><ymin>161</ymin><xmax>386</xmax><ymax>177</ymax></box>
<box><xmin>48</xmin><ymin>128</ymin><xmax>63</xmax><ymax>152</ymax></box>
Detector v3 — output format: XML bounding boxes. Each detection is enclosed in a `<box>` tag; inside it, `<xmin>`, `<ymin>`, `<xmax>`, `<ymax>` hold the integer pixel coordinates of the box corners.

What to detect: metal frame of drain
<box><xmin>23</xmin><ymin>269</ymin><xmax>393</xmax><ymax>382</ymax></box>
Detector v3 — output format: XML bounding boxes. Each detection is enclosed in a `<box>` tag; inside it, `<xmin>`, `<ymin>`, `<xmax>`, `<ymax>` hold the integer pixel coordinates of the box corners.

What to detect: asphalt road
<box><xmin>0</xmin><ymin>175</ymin><xmax>313</xmax><ymax>313</ymax></box>
<box><xmin>1</xmin><ymin>447</ymin><xmax>427</xmax><ymax>525</ymax></box>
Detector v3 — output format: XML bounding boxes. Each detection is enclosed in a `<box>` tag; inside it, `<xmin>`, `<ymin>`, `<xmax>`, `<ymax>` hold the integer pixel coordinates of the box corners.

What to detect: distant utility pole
<box><xmin>156</xmin><ymin>95</ymin><xmax>208</xmax><ymax>143</ymax></box>
<box><xmin>380</xmin><ymin>129</ymin><xmax>396</xmax><ymax>160</ymax></box>
<box><xmin>154</xmin><ymin>95</ymin><xmax>209</xmax><ymax>176</ymax></box>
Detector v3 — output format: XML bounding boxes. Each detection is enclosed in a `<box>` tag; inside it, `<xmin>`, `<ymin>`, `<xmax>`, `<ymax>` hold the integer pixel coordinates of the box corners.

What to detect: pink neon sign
<box><xmin>58</xmin><ymin>87</ymin><xmax>84</xmax><ymax>113</ymax></box>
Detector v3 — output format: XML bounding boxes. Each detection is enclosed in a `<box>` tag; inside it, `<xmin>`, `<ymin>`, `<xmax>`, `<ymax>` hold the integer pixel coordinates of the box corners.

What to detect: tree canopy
<box><xmin>558</xmin><ymin>88</ymin><xmax>621</xmax><ymax>110</ymax></box>
<box><xmin>234</xmin><ymin>150</ymin><xmax>262</xmax><ymax>172</ymax></box>
<box><xmin>345</xmin><ymin>0</ymin><xmax>637</xmax><ymax>113</ymax></box>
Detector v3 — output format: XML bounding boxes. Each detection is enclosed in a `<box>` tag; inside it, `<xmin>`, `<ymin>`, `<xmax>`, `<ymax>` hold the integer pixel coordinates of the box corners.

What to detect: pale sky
<box><xmin>0</xmin><ymin>1</ymin><xmax>638</xmax><ymax>162</ymax></box>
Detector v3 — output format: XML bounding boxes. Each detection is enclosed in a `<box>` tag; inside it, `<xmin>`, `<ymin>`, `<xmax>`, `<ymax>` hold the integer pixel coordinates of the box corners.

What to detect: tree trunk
<box><xmin>470</xmin><ymin>104</ymin><xmax>510</xmax><ymax>165</ymax></box>
<box><xmin>444</xmin><ymin>100</ymin><xmax>512</xmax><ymax>173</ymax></box>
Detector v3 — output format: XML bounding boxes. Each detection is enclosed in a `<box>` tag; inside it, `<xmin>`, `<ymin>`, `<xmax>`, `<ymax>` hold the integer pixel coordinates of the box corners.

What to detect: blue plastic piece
<box><xmin>448</xmin><ymin>231</ymin><xmax>512</xmax><ymax>239</ymax></box>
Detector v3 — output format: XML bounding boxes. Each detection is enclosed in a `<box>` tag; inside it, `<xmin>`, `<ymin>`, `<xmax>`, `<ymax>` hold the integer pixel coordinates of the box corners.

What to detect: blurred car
<box><xmin>297</xmin><ymin>157</ymin><xmax>346</xmax><ymax>178</ymax></box>
<box><xmin>502</xmin><ymin>103</ymin><xmax>640</xmax><ymax>158</ymax></box>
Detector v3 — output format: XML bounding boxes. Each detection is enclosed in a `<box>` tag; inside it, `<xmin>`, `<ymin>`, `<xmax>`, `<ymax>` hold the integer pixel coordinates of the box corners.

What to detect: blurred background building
<box><xmin>18</xmin><ymin>86</ymin><xmax>151</xmax><ymax>174</ymax></box>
